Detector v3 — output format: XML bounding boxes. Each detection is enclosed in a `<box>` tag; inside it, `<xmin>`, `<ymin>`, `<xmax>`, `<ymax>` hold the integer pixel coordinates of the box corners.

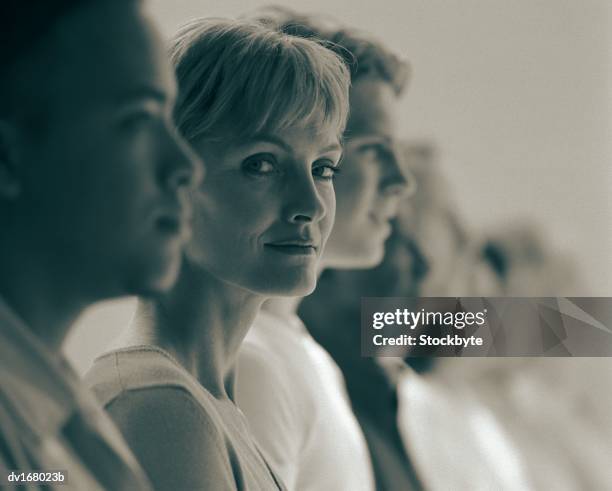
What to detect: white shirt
<box><xmin>235</xmin><ymin>310</ymin><xmax>375</xmax><ymax>491</ymax></box>
<box><xmin>397</xmin><ymin>367</ymin><xmax>533</xmax><ymax>491</ymax></box>
<box><xmin>0</xmin><ymin>296</ymin><xmax>151</xmax><ymax>491</ymax></box>
<box><xmin>421</xmin><ymin>358</ymin><xmax>612</xmax><ymax>490</ymax></box>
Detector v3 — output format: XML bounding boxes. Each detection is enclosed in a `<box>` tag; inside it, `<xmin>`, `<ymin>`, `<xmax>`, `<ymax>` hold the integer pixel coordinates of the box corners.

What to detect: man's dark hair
<box><xmin>0</xmin><ymin>1</ymin><xmax>95</xmax><ymax>75</ymax></box>
<box><xmin>0</xmin><ymin>1</ymin><xmax>98</xmax><ymax>120</ymax></box>
<box><xmin>246</xmin><ymin>6</ymin><xmax>410</xmax><ymax>94</ymax></box>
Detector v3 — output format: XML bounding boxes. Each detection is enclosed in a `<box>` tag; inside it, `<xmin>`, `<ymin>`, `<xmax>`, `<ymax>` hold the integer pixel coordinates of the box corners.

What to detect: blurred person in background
<box><xmin>300</xmin><ymin>141</ymin><xmax>536</xmax><ymax>490</ymax></box>
<box><xmin>85</xmin><ymin>17</ymin><xmax>350</xmax><ymax>490</ymax></box>
<box><xmin>481</xmin><ymin>222</ymin><xmax>583</xmax><ymax>296</ymax></box>
<box><xmin>397</xmin><ymin>141</ymin><xmax>502</xmax><ymax>297</ymax></box>
<box><xmin>235</xmin><ymin>7</ymin><xmax>414</xmax><ymax>491</ymax></box>
<box><xmin>328</xmin><ymin>141</ymin><xmax>608</xmax><ymax>490</ymax></box>
<box><xmin>0</xmin><ymin>1</ymin><xmax>202</xmax><ymax>489</ymax></box>
<box><xmin>298</xmin><ymin>229</ymin><xmax>428</xmax><ymax>491</ymax></box>
<box><xmin>396</xmin><ymin>157</ymin><xmax>610</xmax><ymax>489</ymax></box>
<box><xmin>428</xmin><ymin>223</ymin><xmax>612</xmax><ymax>490</ymax></box>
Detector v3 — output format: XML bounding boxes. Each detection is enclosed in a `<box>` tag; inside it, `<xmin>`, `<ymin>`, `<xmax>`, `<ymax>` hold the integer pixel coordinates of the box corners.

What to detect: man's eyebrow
<box><xmin>115</xmin><ymin>87</ymin><xmax>174</xmax><ymax>105</ymax></box>
<box><xmin>319</xmin><ymin>142</ymin><xmax>342</xmax><ymax>153</ymax></box>
<box><xmin>345</xmin><ymin>133</ymin><xmax>393</xmax><ymax>146</ymax></box>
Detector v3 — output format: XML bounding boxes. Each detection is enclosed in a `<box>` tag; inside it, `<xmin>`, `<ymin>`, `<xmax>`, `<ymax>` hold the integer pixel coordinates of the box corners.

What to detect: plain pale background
<box><xmin>65</xmin><ymin>0</ymin><xmax>612</xmax><ymax>372</ymax></box>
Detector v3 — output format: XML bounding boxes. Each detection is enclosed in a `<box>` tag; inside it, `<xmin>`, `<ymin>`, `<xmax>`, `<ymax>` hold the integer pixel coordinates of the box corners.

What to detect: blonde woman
<box><xmin>235</xmin><ymin>8</ymin><xmax>412</xmax><ymax>491</ymax></box>
<box><xmin>85</xmin><ymin>18</ymin><xmax>350</xmax><ymax>490</ymax></box>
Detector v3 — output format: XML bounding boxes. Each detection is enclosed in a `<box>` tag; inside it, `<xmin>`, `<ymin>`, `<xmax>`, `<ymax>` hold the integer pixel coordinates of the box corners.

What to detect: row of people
<box><xmin>0</xmin><ymin>2</ymin><xmax>419</xmax><ymax>490</ymax></box>
<box><xmin>302</xmin><ymin>137</ymin><xmax>604</xmax><ymax>490</ymax></box>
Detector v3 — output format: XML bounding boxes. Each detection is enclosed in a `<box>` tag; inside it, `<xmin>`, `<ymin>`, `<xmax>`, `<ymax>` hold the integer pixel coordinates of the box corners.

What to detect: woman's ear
<box><xmin>0</xmin><ymin>120</ymin><xmax>22</xmax><ymax>200</ymax></box>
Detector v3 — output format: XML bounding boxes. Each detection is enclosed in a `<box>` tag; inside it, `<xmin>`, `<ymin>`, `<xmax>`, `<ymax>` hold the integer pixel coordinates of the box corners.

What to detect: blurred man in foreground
<box><xmin>0</xmin><ymin>1</ymin><xmax>202</xmax><ymax>488</ymax></box>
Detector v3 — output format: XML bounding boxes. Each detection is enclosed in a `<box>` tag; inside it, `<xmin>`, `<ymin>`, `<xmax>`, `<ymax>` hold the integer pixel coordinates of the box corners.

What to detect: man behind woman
<box><xmin>85</xmin><ymin>17</ymin><xmax>351</xmax><ymax>490</ymax></box>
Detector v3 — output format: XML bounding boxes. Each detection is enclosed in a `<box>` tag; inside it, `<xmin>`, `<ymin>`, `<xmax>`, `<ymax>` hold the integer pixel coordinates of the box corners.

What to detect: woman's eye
<box><xmin>313</xmin><ymin>161</ymin><xmax>341</xmax><ymax>180</ymax></box>
<box><xmin>242</xmin><ymin>156</ymin><xmax>277</xmax><ymax>176</ymax></box>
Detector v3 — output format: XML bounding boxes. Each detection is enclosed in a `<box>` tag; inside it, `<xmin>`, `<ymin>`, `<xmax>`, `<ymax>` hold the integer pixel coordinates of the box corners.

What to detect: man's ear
<box><xmin>0</xmin><ymin>120</ymin><xmax>22</xmax><ymax>200</ymax></box>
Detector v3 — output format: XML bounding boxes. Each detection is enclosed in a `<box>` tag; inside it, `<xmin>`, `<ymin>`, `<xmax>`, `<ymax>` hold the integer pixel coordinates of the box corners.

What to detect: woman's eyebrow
<box><xmin>239</xmin><ymin>135</ymin><xmax>342</xmax><ymax>155</ymax></box>
<box><xmin>245</xmin><ymin>134</ymin><xmax>292</xmax><ymax>152</ymax></box>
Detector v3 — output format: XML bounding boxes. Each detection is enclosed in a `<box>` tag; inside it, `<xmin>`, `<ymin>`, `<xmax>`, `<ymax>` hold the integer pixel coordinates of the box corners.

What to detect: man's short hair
<box><xmin>170</xmin><ymin>18</ymin><xmax>351</xmax><ymax>144</ymax></box>
<box><xmin>0</xmin><ymin>1</ymin><xmax>92</xmax><ymax>73</ymax></box>
<box><xmin>0</xmin><ymin>0</ymin><xmax>132</xmax><ymax>122</ymax></box>
<box><xmin>246</xmin><ymin>6</ymin><xmax>410</xmax><ymax>94</ymax></box>
<box><xmin>0</xmin><ymin>1</ymin><xmax>85</xmax><ymax>118</ymax></box>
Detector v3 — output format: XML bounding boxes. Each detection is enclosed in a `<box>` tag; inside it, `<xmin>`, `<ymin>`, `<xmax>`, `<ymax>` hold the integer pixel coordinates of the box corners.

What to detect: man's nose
<box><xmin>163</xmin><ymin>130</ymin><xmax>205</xmax><ymax>192</ymax></box>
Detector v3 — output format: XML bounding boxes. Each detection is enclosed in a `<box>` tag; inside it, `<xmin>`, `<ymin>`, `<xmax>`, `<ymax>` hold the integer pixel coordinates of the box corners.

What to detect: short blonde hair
<box><xmin>169</xmin><ymin>18</ymin><xmax>351</xmax><ymax>143</ymax></box>
<box><xmin>247</xmin><ymin>6</ymin><xmax>410</xmax><ymax>95</ymax></box>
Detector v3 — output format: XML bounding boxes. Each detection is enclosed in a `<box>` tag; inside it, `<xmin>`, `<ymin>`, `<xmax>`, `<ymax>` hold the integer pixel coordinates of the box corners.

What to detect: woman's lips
<box><xmin>264</xmin><ymin>243</ymin><xmax>317</xmax><ymax>256</ymax></box>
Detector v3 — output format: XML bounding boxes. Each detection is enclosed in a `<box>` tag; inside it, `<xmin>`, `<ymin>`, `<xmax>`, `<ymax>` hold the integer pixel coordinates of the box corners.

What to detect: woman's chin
<box><xmin>254</xmin><ymin>270</ymin><xmax>317</xmax><ymax>298</ymax></box>
<box><xmin>323</xmin><ymin>244</ymin><xmax>385</xmax><ymax>271</ymax></box>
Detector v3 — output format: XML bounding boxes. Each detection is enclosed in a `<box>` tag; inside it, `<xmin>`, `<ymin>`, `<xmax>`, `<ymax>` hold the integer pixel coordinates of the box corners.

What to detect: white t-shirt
<box><xmin>411</xmin><ymin>358</ymin><xmax>612</xmax><ymax>491</ymax></box>
<box><xmin>235</xmin><ymin>310</ymin><xmax>375</xmax><ymax>491</ymax></box>
<box><xmin>397</xmin><ymin>368</ymin><xmax>534</xmax><ymax>491</ymax></box>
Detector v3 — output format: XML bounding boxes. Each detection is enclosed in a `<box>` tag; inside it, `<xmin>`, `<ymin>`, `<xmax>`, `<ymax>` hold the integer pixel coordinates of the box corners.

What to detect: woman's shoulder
<box><xmin>104</xmin><ymin>382</ymin><xmax>236</xmax><ymax>489</ymax></box>
<box><xmin>84</xmin><ymin>345</ymin><xmax>221</xmax><ymax>422</ymax></box>
<box><xmin>106</xmin><ymin>383</ymin><xmax>225</xmax><ymax>443</ymax></box>
<box><xmin>84</xmin><ymin>347</ymin><xmax>234</xmax><ymax>476</ymax></box>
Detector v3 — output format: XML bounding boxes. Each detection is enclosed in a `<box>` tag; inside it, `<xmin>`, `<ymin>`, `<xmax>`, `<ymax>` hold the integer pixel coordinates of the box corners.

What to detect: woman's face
<box><xmin>323</xmin><ymin>77</ymin><xmax>412</xmax><ymax>269</ymax></box>
<box><xmin>187</xmin><ymin>126</ymin><xmax>342</xmax><ymax>296</ymax></box>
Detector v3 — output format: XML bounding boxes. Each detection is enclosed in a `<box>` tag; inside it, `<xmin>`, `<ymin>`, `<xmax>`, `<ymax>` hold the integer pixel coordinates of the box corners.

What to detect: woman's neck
<box><xmin>262</xmin><ymin>265</ymin><xmax>327</xmax><ymax>319</ymax></box>
<box><xmin>126</xmin><ymin>261</ymin><xmax>265</xmax><ymax>400</ymax></box>
<box><xmin>262</xmin><ymin>296</ymin><xmax>301</xmax><ymax>318</ymax></box>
